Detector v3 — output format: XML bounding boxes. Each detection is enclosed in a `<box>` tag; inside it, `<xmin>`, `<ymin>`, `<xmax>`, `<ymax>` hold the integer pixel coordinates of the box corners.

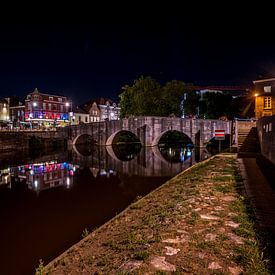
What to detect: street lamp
<box><xmin>106</xmin><ymin>102</ymin><xmax>110</xmax><ymax>121</ymax></box>
<box><xmin>66</xmin><ymin>100</ymin><xmax>72</xmax><ymax>126</ymax></box>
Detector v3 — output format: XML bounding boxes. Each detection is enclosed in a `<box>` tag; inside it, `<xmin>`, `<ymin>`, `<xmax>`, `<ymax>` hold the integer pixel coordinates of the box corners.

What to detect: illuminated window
<box><xmin>49</xmin><ymin>96</ymin><xmax>53</xmax><ymax>101</ymax></box>
<box><xmin>264</xmin><ymin>86</ymin><xmax>271</xmax><ymax>93</ymax></box>
<box><xmin>264</xmin><ymin>97</ymin><xmax>272</xmax><ymax>109</ymax></box>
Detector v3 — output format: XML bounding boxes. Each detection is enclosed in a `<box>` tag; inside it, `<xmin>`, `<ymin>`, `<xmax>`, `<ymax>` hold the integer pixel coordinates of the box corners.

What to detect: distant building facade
<box><xmin>82</xmin><ymin>98</ymin><xmax>120</xmax><ymax>122</ymax></box>
<box><xmin>0</xmin><ymin>98</ymin><xmax>9</xmax><ymax>125</ymax></box>
<box><xmin>25</xmin><ymin>88</ymin><xmax>70</xmax><ymax>128</ymax></box>
<box><xmin>195</xmin><ymin>86</ymin><xmax>249</xmax><ymax>99</ymax></box>
<box><xmin>89</xmin><ymin>102</ymin><xmax>101</xmax><ymax>122</ymax></box>
<box><xmin>253</xmin><ymin>78</ymin><xmax>275</xmax><ymax>119</ymax></box>
<box><xmin>69</xmin><ymin>106</ymin><xmax>89</xmax><ymax>125</ymax></box>
<box><xmin>6</xmin><ymin>96</ymin><xmax>25</xmax><ymax>128</ymax></box>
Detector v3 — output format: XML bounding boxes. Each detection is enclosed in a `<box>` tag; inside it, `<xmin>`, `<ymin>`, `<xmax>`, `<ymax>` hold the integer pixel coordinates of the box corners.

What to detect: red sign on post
<box><xmin>214</xmin><ymin>129</ymin><xmax>225</xmax><ymax>140</ymax></box>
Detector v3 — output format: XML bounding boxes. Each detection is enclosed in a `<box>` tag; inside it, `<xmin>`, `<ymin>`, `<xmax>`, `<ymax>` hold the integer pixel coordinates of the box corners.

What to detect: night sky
<box><xmin>0</xmin><ymin>5</ymin><xmax>274</xmax><ymax>105</ymax></box>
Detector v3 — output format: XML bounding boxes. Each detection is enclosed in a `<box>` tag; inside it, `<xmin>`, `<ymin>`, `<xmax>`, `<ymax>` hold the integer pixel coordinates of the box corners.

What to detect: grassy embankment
<box><xmin>43</xmin><ymin>154</ymin><xmax>270</xmax><ymax>274</ymax></box>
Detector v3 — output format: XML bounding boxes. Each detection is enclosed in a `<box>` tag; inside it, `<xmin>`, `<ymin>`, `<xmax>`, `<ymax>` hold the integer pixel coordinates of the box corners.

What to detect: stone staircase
<box><xmin>238</xmin><ymin>127</ymin><xmax>261</xmax><ymax>155</ymax></box>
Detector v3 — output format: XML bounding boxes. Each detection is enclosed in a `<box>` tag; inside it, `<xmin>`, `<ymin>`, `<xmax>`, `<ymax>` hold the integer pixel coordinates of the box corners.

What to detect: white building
<box><xmin>69</xmin><ymin>106</ymin><xmax>89</xmax><ymax>125</ymax></box>
<box><xmin>0</xmin><ymin>98</ymin><xmax>9</xmax><ymax>125</ymax></box>
<box><xmin>82</xmin><ymin>98</ymin><xmax>120</xmax><ymax>122</ymax></box>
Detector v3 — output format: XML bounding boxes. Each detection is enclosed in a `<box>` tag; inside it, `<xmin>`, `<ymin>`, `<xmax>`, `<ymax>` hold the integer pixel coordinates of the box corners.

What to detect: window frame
<box><xmin>264</xmin><ymin>96</ymin><xmax>272</xmax><ymax>109</ymax></box>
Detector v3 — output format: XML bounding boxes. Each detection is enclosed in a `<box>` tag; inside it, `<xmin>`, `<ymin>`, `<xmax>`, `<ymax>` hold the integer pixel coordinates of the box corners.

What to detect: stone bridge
<box><xmin>67</xmin><ymin>117</ymin><xmax>231</xmax><ymax>147</ymax></box>
<box><xmin>0</xmin><ymin>117</ymin><xmax>231</xmax><ymax>152</ymax></box>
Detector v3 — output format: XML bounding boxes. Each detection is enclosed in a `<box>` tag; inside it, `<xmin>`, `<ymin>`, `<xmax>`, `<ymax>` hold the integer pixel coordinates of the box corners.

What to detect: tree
<box><xmin>182</xmin><ymin>90</ymin><xmax>200</xmax><ymax>117</ymax></box>
<box><xmin>119</xmin><ymin>76</ymin><xmax>193</xmax><ymax>118</ymax></box>
<box><xmin>160</xmin><ymin>80</ymin><xmax>191</xmax><ymax>117</ymax></box>
<box><xmin>119</xmin><ymin>76</ymin><xmax>161</xmax><ymax>118</ymax></box>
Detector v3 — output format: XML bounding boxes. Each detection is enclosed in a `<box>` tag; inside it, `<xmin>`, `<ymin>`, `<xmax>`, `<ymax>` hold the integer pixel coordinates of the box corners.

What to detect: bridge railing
<box><xmin>0</xmin><ymin>128</ymin><xmax>57</xmax><ymax>132</ymax></box>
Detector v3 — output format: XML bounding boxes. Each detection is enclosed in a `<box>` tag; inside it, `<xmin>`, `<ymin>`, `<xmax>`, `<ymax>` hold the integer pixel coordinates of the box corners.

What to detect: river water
<box><xmin>0</xmin><ymin>145</ymin><xmax>210</xmax><ymax>275</ymax></box>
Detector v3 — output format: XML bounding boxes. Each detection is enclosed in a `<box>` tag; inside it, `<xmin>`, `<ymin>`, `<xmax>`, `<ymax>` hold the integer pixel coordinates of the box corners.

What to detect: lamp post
<box><xmin>106</xmin><ymin>103</ymin><xmax>110</xmax><ymax>121</ymax></box>
<box><xmin>254</xmin><ymin>93</ymin><xmax>259</xmax><ymax>119</ymax></box>
<box><xmin>66</xmin><ymin>100</ymin><xmax>72</xmax><ymax>126</ymax></box>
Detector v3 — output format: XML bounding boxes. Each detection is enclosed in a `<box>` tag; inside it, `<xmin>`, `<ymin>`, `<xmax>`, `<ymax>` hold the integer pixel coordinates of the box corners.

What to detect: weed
<box><xmin>155</xmin><ymin>271</ymin><xmax>168</xmax><ymax>275</ymax></box>
<box><xmin>213</xmin><ymin>175</ymin><xmax>234</xmax><ymax>182</ymax></box>
<box><xmin>154</xmin><ymin>233</ymin><xmax>162</xmax><ymax>243</ymax></box>
<box><xmin>82</xmin><ymin>228</ymin><xmax>90</xmax><ymax>238</ymax></box>
<box><xmin>134</xmin><ymin>195</ymin><xmax>143</xmax><ymax>202</ymax></box>
<box><xmin>96</xmin><ymin>256</ymin><xmax>109</xmax><ymax>267</ymax></box>
<box><xmin>35</xmin><ymin>259</ymin><xmax>45</xmax><ymax>275</ymax></box>
<box><xmin>214</xmin><ymin>184</ymin><xmax>233</xmax><ymax>193</ymax></box>
<box><xmin>187</xmin><ymin>211</ymin><xmax>199</xmax><ymax>225</ymax></box>
<box><xmin>142</xmin><ymin>214</ymin><xmax>155</xmax><ymax>226</ymax></box>
<box><xmin>133</xmin><ymin>250</ymin><xmax>149</xmax><ymax>260</ymax></box>
<box><xmin>222</xmin><ymin>167</ymin><xmax>235</xmax><ymax>173</ymax></box>
<box><xmin>219</xmin><ymin>234</ymin><xmax>229</xmax><ymax>241</ymax></box>
<box><xmin>130</xmin><ymin>203</ymin><xmax>143</xmax><ymax>210</ymax></box>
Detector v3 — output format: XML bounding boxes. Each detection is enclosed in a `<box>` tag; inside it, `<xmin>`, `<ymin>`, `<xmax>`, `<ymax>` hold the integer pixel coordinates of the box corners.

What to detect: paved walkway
<box><xmin>238</xmin><ymin>156</ymin><xmax>275</xmax><ymax>269</ymax></box>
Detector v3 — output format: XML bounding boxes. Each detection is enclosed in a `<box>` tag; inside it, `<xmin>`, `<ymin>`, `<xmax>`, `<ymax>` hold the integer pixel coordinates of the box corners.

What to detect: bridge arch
<box><xmin>106</xmin><ymin>130</ymin><xmax>141</xmax><ymax>146</ymax></box>
<box><xmin>72</xmin><ymin>134</ymin><xmax>97</xmax><ymax>145</ymax></box>
<box><xmin>152</xmin><ymin>130</ymin><xmax>193</xmax><ymax>147</ymax></box>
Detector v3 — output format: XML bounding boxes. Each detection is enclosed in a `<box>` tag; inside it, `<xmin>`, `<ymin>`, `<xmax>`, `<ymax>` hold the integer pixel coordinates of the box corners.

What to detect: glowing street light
<box><xmin>254</xmin><ymin>93</ymin><xmax>258</xmax><ymax>97</ymax></box>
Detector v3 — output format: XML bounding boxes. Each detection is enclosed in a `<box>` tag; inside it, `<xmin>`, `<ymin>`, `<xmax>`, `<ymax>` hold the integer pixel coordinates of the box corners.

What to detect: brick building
<box><xmin>25</xmin><ymin>88</ymin><xmax>70</xmax><ymax>128</ymax></box>
<box><xmin>253</xmin><ymin>78</ymin><xmax>275</xmax><ymax>118</ymax></box>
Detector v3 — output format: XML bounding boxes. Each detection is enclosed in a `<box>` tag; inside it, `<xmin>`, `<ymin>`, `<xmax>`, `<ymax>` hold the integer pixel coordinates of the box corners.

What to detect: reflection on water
<box><xmin>111</xmin><ymin>143</ymin><xmax>142</xmax><ymax>161</ymax></box>
<box><xmin>0</xmin><ymin>144</ymin><xmax>210</xmax><ymax>275</ymax></box>
<box><xmin>14</xmin><ymin>161</ymin><xmax>75</xmax><ymax>192</ymax></box>
<box><xmin>159</xmin><ymin>146</ymin><xmax>193</xmax><ymax>163</ymax></box>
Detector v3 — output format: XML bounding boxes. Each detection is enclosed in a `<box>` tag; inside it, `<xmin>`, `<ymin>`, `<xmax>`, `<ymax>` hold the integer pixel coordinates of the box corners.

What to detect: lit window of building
<box><xmin>264</xmin><ymin>97</ymin><xmax>272</xmax><ymax>109</ymax></box>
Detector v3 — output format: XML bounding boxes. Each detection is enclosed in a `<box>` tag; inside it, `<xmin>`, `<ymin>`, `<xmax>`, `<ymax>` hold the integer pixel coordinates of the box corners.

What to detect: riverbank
<box><xmin>44</xmin><ymin>154</ymin><xmax>270</xmax><ymax>274</ymax></box>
